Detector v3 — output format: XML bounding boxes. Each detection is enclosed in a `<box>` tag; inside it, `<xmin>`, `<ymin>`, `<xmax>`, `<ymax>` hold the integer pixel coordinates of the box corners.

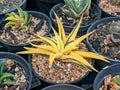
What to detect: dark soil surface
<box><xmin>0</xmin><ymin>59</ymin><xmax>29</xmax><ymax>90</ymax></box>
<box><xmin>99</xmin><ymin>0</ymin><xmax>120</xmax><ymax>16</ymax></box>
<box><xmin>54</xmin><ymin>4</ymin><xmax>99</xmax><ymax>27</ymax></box>
<box><xmin>0</xmin><ymin>0</ymin><xmax>23</xmax><ymax>14</ymax></box>
<box><xmin>0</xmin><ymin>17</ymin><xmax>48</xmax><ymax>44</ymax></box>
<box><xmin>89</xmin><ymin>21</ymin><xmax>120</xmax><ymax>60</ymax></box>
<box><xmin>31</xmin><ymin>43</ymin><xmax>91</xmax><ymax>83</ymax></box>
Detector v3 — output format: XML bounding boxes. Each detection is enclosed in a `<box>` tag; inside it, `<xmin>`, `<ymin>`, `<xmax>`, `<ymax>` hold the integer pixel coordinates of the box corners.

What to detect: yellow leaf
<box><xmin>29</xmin><ymin>39</ymin><xmax>43</xmax><ymax>43</ymax></box>
<box><xmin>62</xmin><ymin>46</ymin><xmax>78</xmax><ymax>55</ymax></box>
<box><xmin>61</xmin><ymin>52</ymin><xmax>98</xmax><ymax>72</ymax></box>
<box><xmin>62</xmin><ymin>59</ymin><xmax>81</xmax><ymax>65</ymax></box>
<box><xmin>29</xmin><ymin>42</ymin><xmax>58</xmax><ymax>53</ymax></box>
<box><xmin>62</xmin><ymin>59</ymin><xmax>89</xmax><ymax>70</ymax></box>
<box><xmin>17</xmin><ymin>47</ymin><xmax>51</xmax><ymax>55</ymax></box>
<box><xmin>65</xmin><ymin>30</ymin><xmax>95</xmax><ymax>50</ymax></box>
<box><xmin>54</xmin><ymin>12</ymin><xmax>66</xmax><ymax>42</ymax></box>
<box><xmin>73</xmin><ymin>50</ymin><xmax>109</xmax><ymax>62</ymax></box>
<box><xmin>49</xmin><ymin>52</ymin><xmax>64</xmax><ymax>65</ymax></box>
<box><xmin>12</xmin><ymin>26</ymin><xmax>18</xmax><ymax>30</ymax></box>
<box><xmin>52</xmin><ymin>27</ymin><xmax>64</xmax><ymax>50</ymax></box>
<box><xmin>5</xmin><ymin>17</ymin><xmax>16</xmax><ymax>21</ymax></box>
<box><xmin>6</xmin><ymin>12</ymin><xmax>19</xmax><ymax>18</ymax></box>
<box><xmin>30</xmin><ymin>33</ymin><xmax>57</xmax><ymax>49</ymax></box>
<box><xmin>5</xmin><ymin>22</ymin><xmax>17</xmax><ymax>28</ymax></box>
<box><xmin>65</xmin><ymin>14</ymin><xmax>83</xmax><ymax>45</ymax></box>
<box><xmin>49</xmin><ymin>53</ymin><xmax>57</xmax><ymax>67</ymax></box>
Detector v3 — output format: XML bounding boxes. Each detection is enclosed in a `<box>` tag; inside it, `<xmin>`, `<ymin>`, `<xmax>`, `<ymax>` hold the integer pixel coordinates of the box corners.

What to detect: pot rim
<box><xmin>86</xmin><ymin>16</ymin><xmax>120</xmax><ymax>62</ymax></box>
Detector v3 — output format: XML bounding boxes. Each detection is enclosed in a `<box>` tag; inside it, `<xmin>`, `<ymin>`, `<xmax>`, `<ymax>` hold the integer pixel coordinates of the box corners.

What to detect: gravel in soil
<box><xmin>31</xmin><ymin>43</ymin><xmax>91</xmax><ymax>83</ymax></box>
<box><xmin>0</xmin><ymin>17</ymin><xmax>48</xmax><ymax>44</ymax></box>
<box><xmin>0</xmin><ymin>0</ymin><xmax>23</xmax><ymax>14</ymax></box>
<box><xmin>99</xmin><ymin>75</ymin><xmax>120</xmax><ymax>90</ymax></box>
<box><xmin>0</xmin><ymin>59</ymin><xmax>29</xmax><ymax>90</ymax></box>
<box><xmin>99</xmin><ymin>0</ymin><xmax>120</xmax><ymax>16</ymax></box>
<box><xmin>89</xmin><ymin>21</ymin><xmax>120</xmax><ymax>60</ymax></box>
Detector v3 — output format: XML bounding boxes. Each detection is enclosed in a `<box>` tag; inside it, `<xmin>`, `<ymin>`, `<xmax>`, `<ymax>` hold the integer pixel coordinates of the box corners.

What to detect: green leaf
<box><xmin>0</xmin><ymin>73</ymin><xmax>14</xmax><ymax>84</ymax></box>
<box><xmin>114</xmin><ymin>77</ymin><xmax>120</xmax><ymax>84</ymax></box>
<box><xmin>0</xmin><ymin>62</ymin><xmax>5</xmax><ymax>74</ymax></box>
<box><xmin>15</xmin><ymin>5</ymin><xmax>24</xmax><ymax>18</ymax></box>
<box><xmin>63</xmin><ymin>0</ymin><xmax>91</xmax><ymax>18</ymax></box>
<box><xmin>28</xmin><ymin>14</ymin><xmax>33</xmax><ymax>24</ymax></box>
<box><xmin>3</xmin><ymin>78</ymin><xmax>14</xmax><ymax>85</ymax></box>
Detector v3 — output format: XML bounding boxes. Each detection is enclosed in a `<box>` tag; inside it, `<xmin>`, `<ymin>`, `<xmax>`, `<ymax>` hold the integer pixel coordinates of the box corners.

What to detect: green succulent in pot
<box><xmin>61</xmin><ymin>0</ymin><xmax>91</xmax><ymax>19</ymax></box>
<box><xmin>5</xmin><ymin>5</ymin><xmax>33</xmax><ymax>31</ymax></box>
<box><xmin>0</xmin><ymin>61</ymin><xmax>15</xmax><ymax>88</ymax></box>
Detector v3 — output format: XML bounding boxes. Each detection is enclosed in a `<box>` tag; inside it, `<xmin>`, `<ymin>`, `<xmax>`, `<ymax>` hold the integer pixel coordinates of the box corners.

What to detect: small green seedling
<box><xmin>5</xmin><ymin>6</ymin><xmax>33</xmax><ymax>31</ymax></box>
<box><xmin>0</xmin><ymin>61</ymin><xmax>14</xmax><ymax>87</ymax></box>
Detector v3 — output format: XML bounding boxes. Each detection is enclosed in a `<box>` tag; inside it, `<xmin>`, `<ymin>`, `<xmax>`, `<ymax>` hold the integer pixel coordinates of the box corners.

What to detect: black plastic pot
<box><xmin>94</xmin><ymin>63</ymin><xmax>120</xmax><ymax>90</ymax></box>
<box><xmin>33</xmin><ymin>0</ymin><xmax>63</xmax><ymax>15</ymax></box>
<box><xmin>41</xmin><ymin>84</ymin><xmax>85</xmax><ymax>90</ymax></box>
<box><xmin>0</xmin><ymin>52</ymin><xmax>32</xmax><ymax>90</ymax></box>
<box><xmin>0</xmin><ymin>0</ymin><xmax>27</xmax><ymax>20</ymax></box>
<box><xmin>0</xmin><ymin>11</ymin><xmax>52</xmax><ymax>52</ymax></box>
<box><xmin>92</xmin><ymin>0</ymin><xmax>97</xmax><ymax>4</ymax></box>
<box><xmin>0</xmin><ymin>43</ymin><xmax>3</xmax><ymax>48</ymax></box>
<box><xmin>96</xmin><ymin>0</ymin><xmax>118</xmax><ymax>17</ymax></box>
<box><xmin>49</xmin><ymin>3</ymin><xmax>101</xmax><ymax>36</ymax></box>
<box><xmin>28</xmin><ymin>40</ymin><xmax>95</xmax><ymax>87</ymax></box>
<box><xmin>86</xmin><ymin>17</ymin><xmax>120</xmax><ymax>70</ymax></box>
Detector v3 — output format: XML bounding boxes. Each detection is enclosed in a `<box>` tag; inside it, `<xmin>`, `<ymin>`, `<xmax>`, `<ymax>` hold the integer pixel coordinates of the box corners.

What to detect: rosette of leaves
<box><xmin>0</xmin><ymin>62</ymin><xmax>14</xmax><ymax>88</ymax></box>
<box><xmin>17</xmin><ymin>13</ymin><xmax>108</xmax><ymax>72</ymax></box>
<box><xmin>61</xmin><ymin>0</ymin><xmax>91</xmax><ymax>18</ymax></box>
<box><xmin>5</xmin><ymin>6</ymin><xmax>32</xmax><ymax>31</ymax></box>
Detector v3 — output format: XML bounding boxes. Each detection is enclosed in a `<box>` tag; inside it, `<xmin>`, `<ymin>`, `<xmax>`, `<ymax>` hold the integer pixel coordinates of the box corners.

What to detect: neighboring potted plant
<box><xmin>17</xmin><ymin>14</ymin><xmax>108</xmax><ymax>85</ymax></box>
<box><xmin>49</xmin><ymin>0</ymin><xmax>101</xmax><ymax>36</ymax></box>
<box><xmin>0</xmin><ymin>52</ymin><xmax>32</xmax><ymax>90</ymax></box>
<box><xmin>41</xmin><ymin>84</ymin><xmax>85</xmax><ymax>90</ymax></box>
<box><xmin>87</xmin><ymin>17</ymin><xmax>120</xmax><ymax>64</ymax></box>
<box><xmin>97</xmin><ymin>0</ymin><xmax>120</xmax><ymax>17</ymax></box>
<box><xmin>94</xmin><ymin>63</ymin><xmax>120</xmax><ymax>90</ymax></box>
<box><xmin>0</xmin><ymin>0</ymin><xmax>26</xmax><ymax>20</ymax></box>
<box><xmin>0</xmin><ymin>6</ymin><xmax>51</xmax><ymax>52</ymax></box>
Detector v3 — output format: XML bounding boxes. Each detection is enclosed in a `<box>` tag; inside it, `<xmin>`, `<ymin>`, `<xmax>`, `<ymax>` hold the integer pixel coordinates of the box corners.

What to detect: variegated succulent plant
<box><xmin>0</xmin><ymin>62</ymin><xmax>14</xmax><ymax>86</ymax></box>
<box><xmin>61</xmin><ymin>0</ymin><xmax>91</xmax><ymax>18</ymax></box>
<box><xmin>17</xmin><ymin>13</ymin><xmax>108</xmax><ymax>72</ymax></box>
<box><xmin>5</xmin><ymin>6</ymin><xmax>32</xmax><ymax>31</ymax></box>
